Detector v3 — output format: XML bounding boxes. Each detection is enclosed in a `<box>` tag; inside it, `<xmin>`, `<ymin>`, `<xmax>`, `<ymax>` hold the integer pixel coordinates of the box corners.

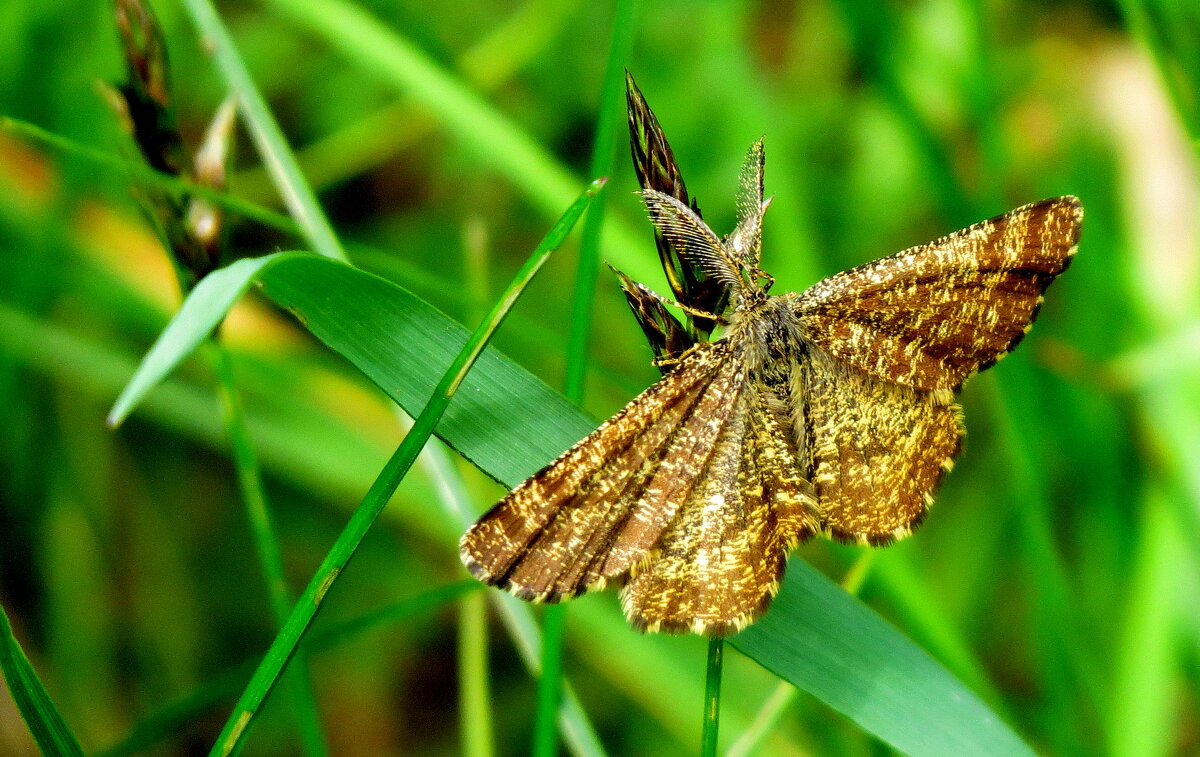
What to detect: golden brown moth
<box><xmin>460</xmin><ymin>73</ymin><xmax>1082</xmax><ymax>637</ymax></box>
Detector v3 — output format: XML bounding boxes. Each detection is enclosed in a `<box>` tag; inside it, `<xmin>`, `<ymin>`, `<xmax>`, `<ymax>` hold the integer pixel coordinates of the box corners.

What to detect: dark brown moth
<box><xmin>460</xmin><ymin>74</ymin><xmax>1083</xmax><ymax>636</ymax></box>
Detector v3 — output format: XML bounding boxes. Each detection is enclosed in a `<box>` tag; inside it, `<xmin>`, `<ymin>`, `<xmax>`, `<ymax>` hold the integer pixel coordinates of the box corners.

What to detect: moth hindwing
<box><xmin>460</xmin><ymin>75</ymin><xmax>1082</xmax><ymax>636</ymax></box>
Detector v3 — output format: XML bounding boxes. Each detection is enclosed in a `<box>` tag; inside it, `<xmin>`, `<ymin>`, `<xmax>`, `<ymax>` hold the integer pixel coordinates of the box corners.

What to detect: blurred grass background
<box><xmin>1</xmin><ymin>0</ymin><xmax>1199</xmax><ymax>755</ymax></box>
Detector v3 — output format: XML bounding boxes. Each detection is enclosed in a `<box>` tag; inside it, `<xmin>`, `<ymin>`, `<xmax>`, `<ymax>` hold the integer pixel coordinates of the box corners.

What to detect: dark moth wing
<box><xmin>623</xmin><ymin>384</ymin><xmax>817</xmax><ymax>635</ymax></box>
<box><xmin>790</xmin><ymin>196</ymin><xmax>1082</xmax><ymax>544</ymax></box>
<box><xmin>461</xmin><ymin>341</ymin><xmax>740</xmax><ymax>603</ymax></box>
<box><xmin>793</xmin><ymin>197</ymin><xmax>1083</xmax><ymax>392</ymax></box>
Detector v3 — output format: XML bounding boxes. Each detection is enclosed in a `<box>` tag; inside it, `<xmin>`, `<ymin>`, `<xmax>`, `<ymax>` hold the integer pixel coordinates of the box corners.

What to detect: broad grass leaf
<box><xmin>734</xmin><ymin>561</ymin><xmax>1034</xmax><ymax>756</ymax></box>
<box><xmin>109</xmin><ymin>253</ymin><xmax>1033</xmax><ymax>755</ymax></box>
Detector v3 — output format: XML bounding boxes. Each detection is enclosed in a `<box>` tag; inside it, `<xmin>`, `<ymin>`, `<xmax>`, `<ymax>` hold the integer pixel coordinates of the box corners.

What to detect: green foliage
<box><xmin>0</xmin><ymin>603</ymin><xmax>85</xmax><ymax>757</ymax></box>
<box><xmin>1</xmin><ymin>0</ymin><xmax>1198</xmax><ymax>755</ymax></box>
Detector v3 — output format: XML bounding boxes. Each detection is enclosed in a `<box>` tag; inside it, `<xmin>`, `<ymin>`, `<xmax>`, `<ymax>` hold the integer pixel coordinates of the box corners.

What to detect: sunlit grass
<box><xmin>1</xmin><ymin>0</ymin><xmax>1198</xmax><ymax>755</ymax></box>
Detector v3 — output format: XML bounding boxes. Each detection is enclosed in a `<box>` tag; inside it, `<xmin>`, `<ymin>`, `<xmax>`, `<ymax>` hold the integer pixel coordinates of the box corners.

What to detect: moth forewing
<box><xmin>792</xmin><ymin>196</ymin><xmax>1083</xmax><ymax>392</ymax></box>
<box><xmin>459</xmin><ymin>341</ymin><xmax>740</xmax><ymax>604</ymax></box>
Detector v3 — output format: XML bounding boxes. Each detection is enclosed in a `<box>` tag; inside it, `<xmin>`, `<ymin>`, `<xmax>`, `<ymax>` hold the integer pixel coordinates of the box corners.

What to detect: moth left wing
<box><xmin>622</xmin><ymin>385</ymin><xmax>818</xmax><ymax>636</ymax></box>
<box><xmin>460</xmin><ymin>341</ymin><xmax>742</xmax><ymax>603</ymax></box>
<box><xmin>792</xmin><ymin>197</ymin><xmax>1082</xmax><ymax>392</ymax></box>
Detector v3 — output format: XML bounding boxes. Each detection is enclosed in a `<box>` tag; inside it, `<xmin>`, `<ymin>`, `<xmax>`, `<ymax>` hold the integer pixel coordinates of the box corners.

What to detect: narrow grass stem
<box><xmin>205</xmin><ymin>180</ymin><xmax>601</xmax><ymax>757</ymax></box>
<box><xmin>532</xmin><ymin>603</ymin><xmax>568</xmax><ymax>757</ymax></box>
<box><xmin>0</xmin><ymin>602</ymin><xmax>86</xmax><ymax>757</ymax></box>
<box><xmin>211</xmin><ymin>346</ymin><xmax>328</xmax><ymax>757</ymax></box>
<box><xmin>701</xmin><ymin>638</ymin><xmax>725</xmax><ymax>757</ymax></box>
<box><xmin>459</xmin><ymin>592</ymin><xmax>495</xmax><ymax>757</ymax></box>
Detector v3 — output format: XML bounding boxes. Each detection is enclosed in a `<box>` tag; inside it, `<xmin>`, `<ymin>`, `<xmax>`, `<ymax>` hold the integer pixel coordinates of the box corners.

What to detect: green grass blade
<box><xmin>0</xmin><ymin>601</ymin><xmax>86</xmax><ymax>757</ymax></box>
<box><xmin>732</xmin><ymin>560</ymin><xmax>1034</xmax><ymax>757</ymax></box>
<box><xmin>257</xmin><ymin>0</ymin><xmax>660</xmax><ymax>287</ymax></box>
<box><xmin>177</xmin><ymin>0</ymin><xmax>347</xmax><ymax>261</ymax></box>
<box><xmin>1</xmin><ymin>116</ymin><xmax>298</xmax><ymax>233</ymax></box>
<box><xmin>107</xmin><ymin>253</ymin><xmax>298</xmax><ymax>427</ymax></box>
<box><xmin>206</xmin><ymin>179</ymin><xmax>602</xmax><ymax>756</ymax></box>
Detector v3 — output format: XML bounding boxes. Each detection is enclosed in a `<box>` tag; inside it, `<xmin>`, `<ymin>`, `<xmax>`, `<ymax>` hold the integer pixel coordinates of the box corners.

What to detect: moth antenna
<box><xmin>639</xmin><ymin>189</ymin><xmax>744</xmax><ymax>293</ymax></box>
<box><xmin>727</xmin><ymin>139</ymin><xmax>769</xmax><ymax>272</ymax></box>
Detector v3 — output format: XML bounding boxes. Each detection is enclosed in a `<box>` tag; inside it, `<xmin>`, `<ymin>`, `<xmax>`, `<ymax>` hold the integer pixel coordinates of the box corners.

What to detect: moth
<box><xmin>460</xmin><ymin>73</ymin><xmax>1082</xmax><ymax>636</ymax></box>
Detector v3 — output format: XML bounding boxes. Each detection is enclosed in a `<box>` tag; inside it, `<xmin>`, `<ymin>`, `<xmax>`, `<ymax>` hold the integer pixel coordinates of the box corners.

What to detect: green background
<box><xmin>1</xmin><ymin>0</ymin><xmax>1198</xmax><ymax>755</ymax></box>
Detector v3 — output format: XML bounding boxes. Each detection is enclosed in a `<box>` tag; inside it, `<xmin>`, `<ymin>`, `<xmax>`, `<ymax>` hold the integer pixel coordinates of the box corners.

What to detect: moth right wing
<box><xmin>460</xmin><ymin>341</ymin><xmax>742</xmax><ymax>603</ymax></box>
<box><xmin>792</xmin><ymin>197</ymin><xmax>1082</xmax><ymax>393</ymax></box>
<box><xmin>795</xmin><ymin>347</ymin><xmax>963</xmax><ymax>545</ymax></box>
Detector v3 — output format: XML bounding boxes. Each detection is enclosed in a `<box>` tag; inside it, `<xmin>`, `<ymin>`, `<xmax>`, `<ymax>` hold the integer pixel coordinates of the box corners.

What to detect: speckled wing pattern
<box><xmin>790</xmin><ymin>197</ymin><xmax>1082</xmax><ymax>545</ymax></box>
<box><xmin>461</xmin><ymin>74</ymin><xmax>1082</xmax><ymax>636</ymax></box>
<box><xmin>623</xmin><ymin>383</ymin><xmax>817</xmax><ymax>634</ymax></box>
<box><xmin>462</xmin><ymin>342</ymin><xmax>739</xmax><ymax>600</ymax></box>
<box><xmin>794</xmin><ymin>347</ymin><xmax>963</xmax><ymax>545</ymax></box>
<box><xmin>793</xmin><ymin>198</ymin><xmax>1083</xmax><ymax>392</ymax></box>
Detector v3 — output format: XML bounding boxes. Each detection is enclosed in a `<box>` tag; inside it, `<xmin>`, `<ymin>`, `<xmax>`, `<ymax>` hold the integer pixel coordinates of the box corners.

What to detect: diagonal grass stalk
<box><xmin>211</xmin><ymin>346</ymin><xmax>328</xmax><ymax>757</ymax></box>
<box><xmin>177</xmin><ymin>0</ymin><xmax>346</xmax><ymax>261</ymax></box>
<box><xmin>0</xmin><ymin>602</ymin><xmax>86</xmax><ymax>757</ymax></box>
<box><xmin>0</xmin><ymin>116</ymin><xmax>298</xmax><ymax>233</ymax></box>
<box><xmin>206</xmin><ymin>179</ymin><xmax>603</xmax><ymax>757</ymax></box>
